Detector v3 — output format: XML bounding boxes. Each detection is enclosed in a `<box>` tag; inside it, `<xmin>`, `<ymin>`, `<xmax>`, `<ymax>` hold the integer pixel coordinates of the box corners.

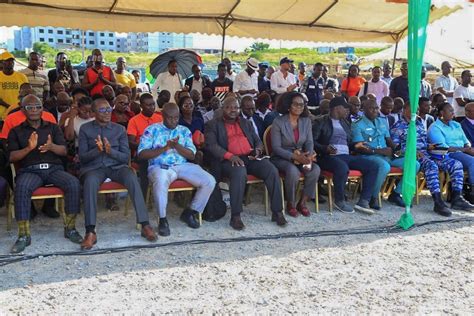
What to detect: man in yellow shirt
<box><xmin>0</xmin><ymin>52</ymin><xmax>29</xmax><ymax>119</ymax></box>
<box><xmin>114</xmin><ymin>57</ymin><xmax>137</xmax><ymax>101</ymax></box>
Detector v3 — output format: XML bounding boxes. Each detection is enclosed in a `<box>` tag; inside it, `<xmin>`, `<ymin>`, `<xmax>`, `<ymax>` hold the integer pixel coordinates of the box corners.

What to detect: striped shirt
<box><xmin>19</xmin><ymin>67</ymin><xmax>49</xmax><ymax>102</ymax></box>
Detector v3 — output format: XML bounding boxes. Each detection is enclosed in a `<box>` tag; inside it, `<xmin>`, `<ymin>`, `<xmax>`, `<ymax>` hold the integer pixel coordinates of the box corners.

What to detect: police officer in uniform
<box><xmin>300</xmin><ymin>62</ymin><xmax>324</xmax><ymax>113</ymax></box>
<box><xmin>351</xmin><ymin>99</ymin><xmax>412</xmax><ymax>212</ymax></box>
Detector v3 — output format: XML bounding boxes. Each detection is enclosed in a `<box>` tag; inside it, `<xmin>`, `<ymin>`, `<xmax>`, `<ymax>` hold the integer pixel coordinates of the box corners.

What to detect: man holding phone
<box><xmin>47</xmin><ymin>52</ymin><xmax>79</xmax><ymax>93</ymax></box>
<box><xmin>313</xmin><ymin>97</ymin><xmax>378</xmax><ymax>214</ymax></box>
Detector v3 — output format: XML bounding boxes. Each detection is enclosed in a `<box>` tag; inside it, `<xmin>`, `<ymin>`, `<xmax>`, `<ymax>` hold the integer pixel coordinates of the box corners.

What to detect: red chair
<box><xmin>263</xmin><ymin>126</ymin><xmax>319</xmax><ymax>214</ymax></box>
<box><xmin>381</xmin><ymin>167</ymin><xmax>420</xmax><ymax>205</ymax></box>
<box><xmin>7</xmin><ymin>163</ymin><xmax>66</xmax><ymax>231</ymax></box>
<box><xmin>321</xmin><ymin>170</ymin><xmax>364</xmax><ymax>213</ymax></box>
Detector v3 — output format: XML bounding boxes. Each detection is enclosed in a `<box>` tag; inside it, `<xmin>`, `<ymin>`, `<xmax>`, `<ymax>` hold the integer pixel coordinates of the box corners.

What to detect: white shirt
<box><xmin>358</xmin><ymin>79</ymin><xmax>389</xmax><ymax>105</ymax></box>
<box><xmin>136</xmin><ymin>82</ymin><xmax>150</xmax><ymax>93</ymax></box>
<box><xmin>233</xmin><ymin>70</ymin><xmax>258</xmax><ymax>98</ymax></box>
<box><xmin>270</xmin><ymin>70</ymin><xmax>296</xmax><ymax>94</ymax></box>
<box><xmin>420</xmin><ymin>114</ymin><xmax>434</xmax><ymax>131</ymax></box>
<box><xmin>203</xmin><ymin>110</ymin><xmax>215</xmax><ymax>123</ymax></box>
<box><xmin>452</xmin><ymin>84</ymin><xmax>474</xmax><ymax>117</ymax></box>
<box><xmin>151</xmin><ymin>71</ymin><xmax>182</xmax><ymax>101</ymax></box>
<box><xmin>381</xmin><ymin>76</ymin><xmax>393</xmax><ymax>86</ymax></box>
<box><xmin>434</xmin><ymin>74</ymin><xmax>459</xmax><ymax>104</ymax></box>
<box><xmin>225</xmin><ymin>71</ymin><xmax>236</xmax><ymax>82</ymax></box>
<box><xmin>256</xmin><ymin>108</ymin><xmax>271</xmax><ymax>120</ymax></box>
<box><xmin>65</xmin><ymin>116</ymin><xmax>95</xmax><ymax>147</ymax></box>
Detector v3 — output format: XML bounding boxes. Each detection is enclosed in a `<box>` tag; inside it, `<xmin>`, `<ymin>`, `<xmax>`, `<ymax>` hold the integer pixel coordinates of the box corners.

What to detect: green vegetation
<box><xmin>13</xmin><ymin>42</ymin><xmax>387</xmax><ymax>70</ymax></box>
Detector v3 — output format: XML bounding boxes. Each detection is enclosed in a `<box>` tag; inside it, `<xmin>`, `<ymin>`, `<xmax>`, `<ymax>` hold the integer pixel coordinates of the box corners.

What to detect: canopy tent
<box><xmin>0</xmin><ymin>1</ymin><xmax>464</xmax><ymax>46</ymax></box>
<box><xmin>364</xmin><ymin>41</ymin><xmax>474</xmax><ymax>69</ymax></box>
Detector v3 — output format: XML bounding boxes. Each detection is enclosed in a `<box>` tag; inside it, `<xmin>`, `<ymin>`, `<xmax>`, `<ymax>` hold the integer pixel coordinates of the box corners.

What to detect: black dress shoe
<box><xmin>451</xmin><ymin>194</ymin><xmax>474</xmax><ymax>212</ymax></box>
<box><xmin>369</xmin><ymin>197</ymin><xmax>381</xmax><ymax>210</ymax></box>
<box><xmin>64</xmin><ymin>228</ymin><xmax>84</xmax><ymax>244</ymax></box>
<box><xmin>158</xmin><ymin>217</ymin><xmax>170</xmax><ymax>236</ymax></box>
<box><xmin>229</xmin><ymin>215</ymin><xmax>245</xmax><ymax>230</ymax></box>
<box><xmin>271</xmin><ymin>212</ymin><xmax>288</xmax><ymax>227</ymax></box>
<box><xmin>180</xmin><ymin>209</ymin><xmax>200</xmax><ymax>229</ymax></box>
<box><xmin>388</xmin><ymin>192</ymin><xmax>405</xmax><ymax>207</ymax></box>
<box><xmin>11</xmin><ymin>235</ymin><xmax>31</xmax><ymax>254</ymax></box>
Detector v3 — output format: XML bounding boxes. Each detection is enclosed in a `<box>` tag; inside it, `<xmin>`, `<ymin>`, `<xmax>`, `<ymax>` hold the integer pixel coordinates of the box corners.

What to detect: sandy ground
<box><xmin>0</xmin><ymin>188</ymin><xmax>473</xmax><ymax>314</ymax></box>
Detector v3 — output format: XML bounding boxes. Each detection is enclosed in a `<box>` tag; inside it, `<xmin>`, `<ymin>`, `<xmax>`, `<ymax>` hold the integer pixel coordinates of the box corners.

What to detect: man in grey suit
<box><xmin>205</xmin><ymin>97</ymin><xmax>287</xmax><ymax>230</ymax></box>
<box><xmin>78</xmin><ymin>98</ymin><xmax>157</xmax><ymax>250</ymax></box>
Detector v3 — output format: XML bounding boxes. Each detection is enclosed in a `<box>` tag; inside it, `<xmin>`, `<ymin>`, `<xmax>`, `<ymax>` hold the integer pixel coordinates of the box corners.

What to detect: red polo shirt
<box><xmin>127</xmin><ymin>112</ymin><xmax>163</xmax><ymax>142</ymax></box>
<box><xmin>223</xmin><ymin>119</ymin><xmax>252</xmax><ymax>160</ymax></box>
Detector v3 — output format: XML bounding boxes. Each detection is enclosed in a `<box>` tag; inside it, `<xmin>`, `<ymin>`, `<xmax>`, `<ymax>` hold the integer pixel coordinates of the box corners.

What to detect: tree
<box><xmin>249</xmin><ymin>42</ymin><xmax>270</xmax><ymax>52</ymax></box>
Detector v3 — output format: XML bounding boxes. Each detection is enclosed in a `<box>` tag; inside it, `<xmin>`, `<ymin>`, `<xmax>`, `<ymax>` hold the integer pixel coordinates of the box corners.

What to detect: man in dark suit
<box><xmin>205</xmin><ymin>97</ymin><xmax>287</xmax><ymax>230</ymax></box>
<box><xmin>240</xmin><ymin>96</ymin><xmax>265</xmax><ymax>140</ymax></box>
<box><xmin>184</xmin><ymin>64</ymin><xmax>211</xmax><ymax>95</ymax></box>
<box><xmin>461</xmin><ymin>103</ymin><xmax>474</xmax><ymax>145</ymax></box>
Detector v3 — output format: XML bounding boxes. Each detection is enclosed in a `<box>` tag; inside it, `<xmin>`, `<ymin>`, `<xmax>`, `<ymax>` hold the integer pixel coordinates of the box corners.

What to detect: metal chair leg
<box><xmin>280</xmin><ymin>178</ymin><xmax>285</xmax><ymax>212</ymax></box>
<box><xmin>315</xmin><ymin>182</ymin><xmax>319</xmax><ymax>213</ymax></box>
<box><xmin>328</xmin><ymin>178</ymin><xmax>333</xmax><ymax>213</ymax></box>
<box><xmin>264</xmin><ymin>186</ymin><xmax>269</xmax><ymax>216</ymax></box>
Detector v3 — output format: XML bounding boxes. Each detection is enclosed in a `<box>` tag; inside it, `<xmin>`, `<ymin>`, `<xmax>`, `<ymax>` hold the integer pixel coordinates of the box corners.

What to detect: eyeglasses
<box><xmin>23</xmin><ymin>104</ymin><xmax>43</xmax><ymax>111</ymax></box>
<box><xmin>97</xmin><ymin>107</ymin><xmax>113</xmax><ymax>113</ymax></box>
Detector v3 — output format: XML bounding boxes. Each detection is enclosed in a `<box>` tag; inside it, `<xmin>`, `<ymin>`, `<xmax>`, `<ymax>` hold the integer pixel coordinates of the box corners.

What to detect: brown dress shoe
<box><xmin>80</xmin><ymin>232</ymin><xmax>97</xmax><ymax>250</ymax></box>
<box><xmin>229</xmin><ymin>215</ymin><xmax>245</xmax><ymax>230</ymax></box>
<box><xmin>141</xmin><ymin>225</ymin><xmax>158</xmax><ymax>242</ymax></box>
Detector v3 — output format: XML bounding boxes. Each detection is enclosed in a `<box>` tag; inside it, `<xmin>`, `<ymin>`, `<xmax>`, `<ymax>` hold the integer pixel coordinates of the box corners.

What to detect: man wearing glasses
<box><xmin>78</xmin><ymin>98</ymin><xmax>157</xmax><ymax>250</ymax></box>
<box><xmin>7</xmin><ymin>94</ymin><xmax>83</xmax><ymax>253</ymax></box>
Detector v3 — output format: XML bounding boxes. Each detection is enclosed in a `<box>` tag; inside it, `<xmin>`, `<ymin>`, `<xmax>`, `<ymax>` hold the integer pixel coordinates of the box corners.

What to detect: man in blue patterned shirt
<box><xmin>390</xmin><ymin>102</ymin><xmax>471</xmax><ymax>216</ymax></box>
<box><xmin>138</xmin><ymin>103</ymin><xmax>215</xmax><ymax>236</ymax></box>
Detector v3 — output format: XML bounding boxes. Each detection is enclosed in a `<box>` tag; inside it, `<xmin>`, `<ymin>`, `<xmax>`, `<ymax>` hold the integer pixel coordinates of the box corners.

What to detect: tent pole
<box><xmin>221</xmin><ymin>22</ymin><xmax>227</xmax><ymax>61</ymax></box>
<box><xmin>392</xmin><ymin>40</ymin><xmax>399</xmax><ymax>72</ymax></box>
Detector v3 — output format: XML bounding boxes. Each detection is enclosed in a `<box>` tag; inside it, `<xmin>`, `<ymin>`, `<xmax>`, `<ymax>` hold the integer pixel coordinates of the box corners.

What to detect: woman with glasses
<box><xmin>270</xmin><ymin>91</ymin><xmax>320</xmax><ymax>217</ymax></box>
<box><xmin>178</xmin><ymin>95</ymin><xmax>205</xmax><ymax>164</ymax></box>
<box><xmin>111</xmin><ymin>94</ymin><xmax>135</xmax><ymax>128</ymax></box>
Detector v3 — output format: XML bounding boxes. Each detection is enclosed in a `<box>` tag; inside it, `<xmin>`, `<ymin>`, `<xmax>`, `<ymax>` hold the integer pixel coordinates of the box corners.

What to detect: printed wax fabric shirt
<box><xmin>351</xmin><ymin>115</ymin><xmax>390</xmax><ymax>149</ymax></box>
<box><xmin>78</xmin><ymin>120</ymin><xmax>130</xmax><ymax>176</ymax></box>
<box><xmin>427</xmin><ymin>119</ymin><xmax>469</xmax><ymax>148</ymax></box>
<box><xmin>138</xmin><ymin>123</ymin><xmax>196</xmax><ymax>169</ymax></box>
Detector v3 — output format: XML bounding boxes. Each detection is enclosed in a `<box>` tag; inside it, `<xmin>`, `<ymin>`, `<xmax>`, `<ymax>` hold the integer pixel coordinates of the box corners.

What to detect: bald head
<box><xmin>162</xmin><ymin>102</ymin><xmax>179</xmax><ymax>129</ymax></box>
<box><xmin>348</xmin><ymin>96</ymin><xmax>361</xmax><ymax>106</ymax></box>
<box><xmin>222</xmin><ymin>97</ymin><xmax>240</xmax><ymax>121</ymax></box>
<box><xmin>21</xmin><ymin>94</ymin><xmax>41</xmax><ymax>107</ymax></box>
<box><xmin>465</xmin><ymin>102</ymin><xmax>474</xmax><ymax>120</ymax></box>
<box><xmin>57</xmin><ymin>91</ymin><xmax>70</xmax><ymax>102</ymax></box>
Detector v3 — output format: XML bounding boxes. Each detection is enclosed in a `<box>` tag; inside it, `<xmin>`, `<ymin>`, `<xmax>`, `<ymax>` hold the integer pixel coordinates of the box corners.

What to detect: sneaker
<box><xmin>354</xmin><ymin>199</ymin><xmax>375</xmax><ymax>215</ymax></box>
<box><xmin>369</xmin><ymin>197</ymin><xmax>381</xmax><ymax>211</ymax></box>
<box><xmin>388</xmin><ymin>192</ymin><xmax>405</xmax><ymax>208</ymax></box>
<box><xmin>451</xmin><ymin>195</ymin><xmax>474</xmax><ymax>212</ymax></box>
<box><xmin>158</xmin><ymin>217</ymin><xmax>170</xmax><ymax>236</ymax></box>
<box><xmin>64</xmin><ymin>228</ymin><xmax>84</xmax><ymax>244</ymax></box>
<box><xmin>334</xmin><ymin>200</ymin><xmax>354</xmax><ymax>213</ymax></box>
<box><xmin>11</xmin><ymin>235</ymin><xmax>31</xmax><ymax>254</ymax></box>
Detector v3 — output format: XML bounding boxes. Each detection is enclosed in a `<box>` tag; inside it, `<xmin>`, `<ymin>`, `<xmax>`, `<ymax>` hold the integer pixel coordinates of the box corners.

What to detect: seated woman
<box><xmin>270</xmin><ymin>91</ymin><xmax>320</xmax><ymax>217</ymax></box>
<box><xmin>178</xmin><ymin>95</ymin><xmax>205</xmax><ymax>164</ymax></box>
<box><xmin>428</xmin><ymin>102</ymin><xmax>474</xmax><ymax>205</ymax></box>
<box><xmin>111</xmin><ymin>94</ymin><xmax>135</xmax><ymax>128</ymax></box>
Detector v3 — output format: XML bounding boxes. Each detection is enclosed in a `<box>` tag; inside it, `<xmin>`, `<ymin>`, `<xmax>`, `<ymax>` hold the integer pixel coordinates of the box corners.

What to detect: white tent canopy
<box><xmin>0</xmin><ymin>0</ymin><xmax>463</xmax><ymax>44</ymax></box>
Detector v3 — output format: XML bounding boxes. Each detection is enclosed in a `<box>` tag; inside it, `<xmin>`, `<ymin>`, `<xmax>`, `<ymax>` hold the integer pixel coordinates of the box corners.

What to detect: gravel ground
<box><xmin>0</xmin><ymin>189</ymin><xmax>473</xmax><ymax>314</ymax></box>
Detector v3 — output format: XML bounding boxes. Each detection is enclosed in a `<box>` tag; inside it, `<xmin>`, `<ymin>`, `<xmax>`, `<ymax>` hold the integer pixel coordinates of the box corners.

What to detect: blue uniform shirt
<box><xmin>427</xmin><ymin>119</ymin><xmax>469</xmax><ymax>148</ymax></box>
<box><xmin>351</xmin><ymin>115</ymin><xmax>390</xmax><ymax>149</ymax></box>
<box><xmin>390</xmin><ymin>116</ymin><xmax>427</xmax><ymax>153</ymax></box>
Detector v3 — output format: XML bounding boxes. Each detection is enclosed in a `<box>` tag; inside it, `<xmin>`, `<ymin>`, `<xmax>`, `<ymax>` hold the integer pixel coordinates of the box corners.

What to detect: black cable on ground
<box><xmin>0</xmin><ymin>217</ymin><xmax>472</xmax><ymax>267</ymax></box>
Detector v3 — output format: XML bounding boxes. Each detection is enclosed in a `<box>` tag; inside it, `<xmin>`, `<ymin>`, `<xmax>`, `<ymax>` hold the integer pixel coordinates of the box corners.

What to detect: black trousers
<box><xmin>217</xmin><ymin>157</ymin><xmax>283</xmax><ymax>216</ymax></box>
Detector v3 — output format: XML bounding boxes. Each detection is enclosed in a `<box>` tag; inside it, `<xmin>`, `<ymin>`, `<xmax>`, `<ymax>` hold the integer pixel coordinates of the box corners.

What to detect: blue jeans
<box><xmin>449</xmin><ymin>152</ymin><xmax>474</xmax><ymax>185</ymax></box>
<box><xmin>391</xmin><ymin>157</ymin><xmax>421</xmax><ymax>194</ymax></box>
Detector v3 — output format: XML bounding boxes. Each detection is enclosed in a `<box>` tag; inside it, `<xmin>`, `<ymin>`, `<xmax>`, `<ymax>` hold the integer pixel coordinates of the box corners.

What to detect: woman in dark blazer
<box><xmin>270</xmin><ymin>91</ymin><xmax>320</xmax><ymax>217</ymax></box>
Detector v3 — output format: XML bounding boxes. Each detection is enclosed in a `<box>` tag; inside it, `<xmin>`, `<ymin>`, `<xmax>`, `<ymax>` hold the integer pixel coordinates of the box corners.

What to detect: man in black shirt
<box><xmin>7</xmin><ymin>94</ymin><xmax>82</xmax><ymax>253</ymax></box>
<box><xmin>211</xmin><ymin>63</ymin><xmax>233</xmax><ymax>102</ymax></box>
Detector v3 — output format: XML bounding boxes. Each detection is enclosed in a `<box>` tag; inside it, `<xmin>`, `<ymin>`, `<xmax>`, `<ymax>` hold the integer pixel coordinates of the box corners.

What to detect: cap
<box><xmin>329</xmin><ymin>96</ymin><xmax>350</xmax><ymax>109</ymax></box>
<box><xmin>0</xmin><ymin>51</ymin><xmax>15</xmax><ymax>61</ymax></box>
<box><xmin>258</xmin><ymin>62</ymin><xmax>269</xmax><ymax>69</ymax></box>
<box><xmin>298</xmin><ymin>62</ymin><xmax>306</xmax><ymax>68</ymax></box>
<box><xmin>246</xmin><ymin>57</ymin><xmax>259</xmax><ymax>71</ymax></box>
<box><xmin>280</xmin><ymin>57</ymin><xmax>294</xmax><ymax>65</ymax></box>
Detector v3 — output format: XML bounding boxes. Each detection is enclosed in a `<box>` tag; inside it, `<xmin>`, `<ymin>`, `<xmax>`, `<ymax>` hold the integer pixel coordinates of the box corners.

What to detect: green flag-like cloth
<box><xmin>398</xmin><ymin>0</ymin><xmax>431</xmax><ymax>230</ymax></box>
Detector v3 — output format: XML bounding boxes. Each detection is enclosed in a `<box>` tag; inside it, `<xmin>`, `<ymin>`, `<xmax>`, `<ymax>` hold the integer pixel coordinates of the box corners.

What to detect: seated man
<box><xmin>205</xmin><ymin>97</ymin><xmax>287</xmax><ymax>230</ymax></box>
<box><xmin>313</xmin><ymin>97</ymin><xmax>378</xmax><ymax>213</ymax></box>
<box><xmin>7</xmin><ymin>94</ymin><xmax>82</xmax><ymax>253</ymax></box>
<box><xmin>461</xmin><ymin>102</ymin><xmax>474</xmax><ymax>145</ymax></box>
<box><xmin>240</xmin><ymin>95</ymin><xmax>265</xmax><ymax>140</ymax></box>
<box><xmin>78</xmin><ymin>98</ymin><xmax>157</xmax><ymax>250</ymax></box>
<box><xmin>351</xmin><ymin>99</ymin><xmax>417</xmax><ymax>212</ymax></box>
<box><xmin>138</xmin><ymin>103</ymin><xmax>215</xmax><ymax>236</ymax></box>
<box><xmin>127</xmin><ymin>93</ymin><xmax>163</xmax><ymax>199</ymax></box>
<box><xmin>391</xmin><ymin>102</ymin><xmax>473</xmax><ymax>216</ymax></box>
